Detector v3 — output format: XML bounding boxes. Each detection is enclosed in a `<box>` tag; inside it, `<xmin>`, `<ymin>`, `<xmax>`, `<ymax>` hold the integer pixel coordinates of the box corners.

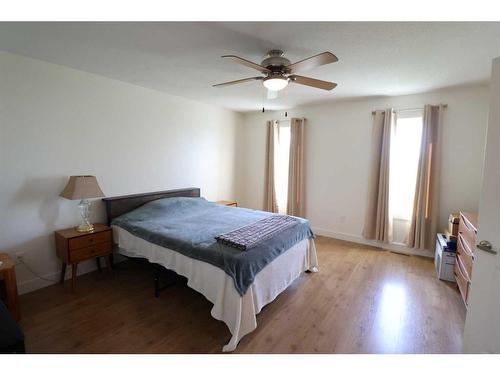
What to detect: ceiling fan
<box><xmin>213</xmin><ymin>49</ymin><xmax>338</xmax><ymax>92</ymax></box>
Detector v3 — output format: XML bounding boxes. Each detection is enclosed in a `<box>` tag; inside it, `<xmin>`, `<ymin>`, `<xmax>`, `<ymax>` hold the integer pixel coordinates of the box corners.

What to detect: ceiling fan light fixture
<box><xmin>263</xmin><ymin>76</ymin><xmax>289</xmax><ymax>91</ymax></box>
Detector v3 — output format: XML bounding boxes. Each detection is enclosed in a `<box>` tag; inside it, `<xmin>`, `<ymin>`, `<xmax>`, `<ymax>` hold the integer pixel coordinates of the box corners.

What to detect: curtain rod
<box><xmin>277</xmin><ymin>117</ymin><xmax>305</xmax><ymax>122</ymax></box>
<box><xmin>371</xmin><ymin>104</ymin><xmax>448</xmax><ymax>115</ymax></box>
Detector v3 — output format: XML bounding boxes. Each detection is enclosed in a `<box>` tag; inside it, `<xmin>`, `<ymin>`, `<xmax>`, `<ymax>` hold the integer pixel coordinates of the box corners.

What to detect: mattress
<box><xmin>110</xmin><ymin>197</ymin><xmax>314</xmax><ymax>295</ymax></box>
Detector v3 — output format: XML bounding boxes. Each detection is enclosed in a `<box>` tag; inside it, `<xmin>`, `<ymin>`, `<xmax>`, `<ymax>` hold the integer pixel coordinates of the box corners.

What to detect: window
<box><xmin>274</xmin><ymin>121</ymin><xmax>291</xmax><ymax>214</ymax></box>
<box><xmin>389</xmin><ymin>110</ymin><xmax>423</xmax><ymax>244</ymax></box>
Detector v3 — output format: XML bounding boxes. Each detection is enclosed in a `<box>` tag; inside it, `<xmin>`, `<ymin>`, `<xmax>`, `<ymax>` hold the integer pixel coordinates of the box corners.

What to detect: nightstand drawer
<box><xmin>69</xmin><ymin>231</ymin><xmax>111</xmax><ymax>250</ymax></box>
<box><xmin>70</xmin><ymin>242</ymin><xmax>112</xmax><ymax>263</ymax></box>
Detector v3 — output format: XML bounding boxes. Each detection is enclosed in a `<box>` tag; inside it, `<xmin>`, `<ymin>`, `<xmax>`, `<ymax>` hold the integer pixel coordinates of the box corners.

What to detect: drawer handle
<box><xmin>458</xmin><ymin>234</ymin><xmax>474</xmax><ymax>258</ymax></box>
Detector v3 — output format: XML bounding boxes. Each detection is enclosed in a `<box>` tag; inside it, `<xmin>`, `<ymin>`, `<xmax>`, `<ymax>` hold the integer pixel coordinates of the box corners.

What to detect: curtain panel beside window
<box><xmin>362</xmin><ymin>109</ymin><xmax>394</xmax><ymax>243</ymax></box>
<box><xmin>264</xmin><ymin>120</ymin><xmax>279</xmax><ymax>213</ymax></box>
<box><xmin>407</xmin><ymin>104</ymin><xmax>444</xmax><ymax>250</ymax></box>
<box><xmin>287</xmin><ymin>118</ymin><xmax>306</xmax><ymax>217</ymax></box>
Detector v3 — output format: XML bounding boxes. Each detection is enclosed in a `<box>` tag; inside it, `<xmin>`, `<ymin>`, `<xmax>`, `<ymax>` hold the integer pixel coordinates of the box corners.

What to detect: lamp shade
<box><xmin>59</xmin><ymin>175</ymin><xmax>105</xmax><ymax>200</ymax></box>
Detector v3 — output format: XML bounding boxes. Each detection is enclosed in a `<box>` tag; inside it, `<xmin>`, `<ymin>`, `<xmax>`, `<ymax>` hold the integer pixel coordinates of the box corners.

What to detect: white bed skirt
<box><xmin>112</xmin><ymin>226</ymin><xmax>319</xmax><ymax>352</ymax></box>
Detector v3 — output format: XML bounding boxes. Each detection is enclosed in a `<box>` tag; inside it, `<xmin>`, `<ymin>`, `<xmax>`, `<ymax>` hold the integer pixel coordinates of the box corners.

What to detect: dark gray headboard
<box><xmin>102</xmin><ymin>187</ymin><xmax>200</xmax><ymax>225</ymax></box>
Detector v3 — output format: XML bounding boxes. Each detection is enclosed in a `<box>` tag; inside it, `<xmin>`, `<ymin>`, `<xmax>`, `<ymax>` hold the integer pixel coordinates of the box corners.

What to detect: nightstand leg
<box><xmin>96</xmin><ymin>257</ymin><xmax>102</xmax><ymax>273</ymax></box>
<box><xmin>71</xmin><ymin>263</ymin><xmax>78</xmax><ymax>292</ymax></box>
<box><xmin>104</xmin><ymin>255</ymin><xmax>113</xmax><ymax>272</ymax></box>
<box><xmin>60</xmin><ymin>262</ymin><xmax>67</xmax><ymax>284</ymax></box>
<box><xmin>4</xmin><ymin>267</ymin><xmax>20</xmax><ymax>321</ymax></box>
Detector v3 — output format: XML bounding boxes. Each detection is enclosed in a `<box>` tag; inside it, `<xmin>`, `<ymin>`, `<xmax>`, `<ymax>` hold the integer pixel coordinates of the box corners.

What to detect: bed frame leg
<box><xmin>153</xmin><ymin>263</ymin><xmax>176</xmax><ymax>298</ymax></box>
<box><xmin>154</xmin><ymin>265</ymin><xmax>160</xmax><ymax>298</ymax></box>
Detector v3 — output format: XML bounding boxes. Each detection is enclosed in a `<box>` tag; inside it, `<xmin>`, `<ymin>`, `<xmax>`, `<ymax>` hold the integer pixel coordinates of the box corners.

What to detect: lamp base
<box><xmin>76</xmin><ymin>199</ymin><xmax>94</xmax><ymax>233</ymax></box>
<box><xmin>76</xmin><ymin>223</ymin><xmax>95</xmax><ymax>233</ymax></box>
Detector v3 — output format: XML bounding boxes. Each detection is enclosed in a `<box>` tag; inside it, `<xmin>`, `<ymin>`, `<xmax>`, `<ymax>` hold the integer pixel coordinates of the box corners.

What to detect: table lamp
<box><xmin>60</xmin><ymin>175</ymin><xmax>105</xmax><ymax>232</ymax></box>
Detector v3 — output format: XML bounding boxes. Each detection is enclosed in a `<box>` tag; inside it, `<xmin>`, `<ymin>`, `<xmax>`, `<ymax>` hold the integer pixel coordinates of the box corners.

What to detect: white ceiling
<box><xmin>1</xmin><ymin>22</ymin><xmax>499</xmax><ymax>112</ymax></box>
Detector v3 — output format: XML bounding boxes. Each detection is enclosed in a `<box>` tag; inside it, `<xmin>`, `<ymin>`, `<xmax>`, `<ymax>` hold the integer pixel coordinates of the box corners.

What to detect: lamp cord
<box><xmin>16</xmin><ymin>258</ymin><xmax>60</xmax><ymax>283</ymax></box>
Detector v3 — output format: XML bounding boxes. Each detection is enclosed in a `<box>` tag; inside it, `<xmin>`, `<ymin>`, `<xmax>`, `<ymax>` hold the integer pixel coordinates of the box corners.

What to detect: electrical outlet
<box><xmin>14</xmin><ymin>251</ymin><xmax>25</xmax><ymax>262</ymax></box>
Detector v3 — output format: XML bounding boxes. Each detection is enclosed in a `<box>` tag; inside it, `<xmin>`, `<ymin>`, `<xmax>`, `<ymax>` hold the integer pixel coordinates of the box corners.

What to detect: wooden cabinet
<box><xmin>0</xmin><ymin>253</ymin><xmax>20</xmax><ymax>321</ymax></box>
<box><xmin>454</xmin><ymin>212</ymin><xmax>478</xmax><ymax>307</ymax></box>
<box><xmin>216</xmin><ymin>200</ymin><xmax>238</xmax><ymax>207</ymax></box>
<box><xmin>55</xmin><ymin>224</ymin><xmax>113</xmax><ymax>292</ymax></box>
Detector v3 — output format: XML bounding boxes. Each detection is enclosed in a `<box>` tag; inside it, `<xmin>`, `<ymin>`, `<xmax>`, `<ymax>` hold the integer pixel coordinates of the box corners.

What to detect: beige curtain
<box><xmin>407</xmin><ymin>105</ymin><xmax>444</xmax><ymax>250</ymax></box>
<box><xmin>287</xmin><ymin>118</ymin><xmax>306</xmax><ymax>217</ymax></box>
<box><xmin>264</xmin><ymin>120</ymin><xmax>279</xmax><ymax>213</ymax></box>
<box><xmin>362</xmin><ymin>110</ymin><xmax>394</xmax><ymax>242</ymax></box>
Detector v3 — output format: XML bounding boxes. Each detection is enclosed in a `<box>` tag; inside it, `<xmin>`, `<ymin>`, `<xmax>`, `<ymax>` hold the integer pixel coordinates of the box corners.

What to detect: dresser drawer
<box><xmin>454</xmin><ymin>256</ymin><xmax>470</xmax><ymax>306</ymax></box>
<box><xmin>457</xmin><ymin>234</ymin><xmax>474</xmax><ymax>280</ymax></box>
<box><xmin>69</xmin><ymin>242</ymin><xmax>112</xmax><ymax>263</ymax></box>
<box><xmin>69</xmin><ymin>231</ymin><xmax>111</xmax><ymax>250</ymax></box>
<box><xmin>459</xmin><ymin>212</ymin><xmax>477</xmax><ymax>254</ymax></box>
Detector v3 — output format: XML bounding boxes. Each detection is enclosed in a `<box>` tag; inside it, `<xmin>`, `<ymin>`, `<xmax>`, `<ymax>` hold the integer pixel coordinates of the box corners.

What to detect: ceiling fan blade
<box><xmin>221</xmin><ymin>55</ymin><xmax>271</xmax><ymax>74</ymax></box>
<box><xmin>286</xmin><ymin>52</ymin><xmax>338</xmax><ymax>74</ymax></box>
<box><xmin>289</xmin><ymin>75</ymin><xmax>337</xmax><ymax>91</ymax></box>
<box><xmin>213</xmin><ymin>76</ymin><xmax>263</xmax><ymax>87</ymax></box>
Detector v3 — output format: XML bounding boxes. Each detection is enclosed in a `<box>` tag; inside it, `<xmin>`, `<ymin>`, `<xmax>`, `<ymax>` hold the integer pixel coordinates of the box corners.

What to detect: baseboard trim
<box><xmin>312</xmin><ymin>227</ymin><xmax>434</xmax><ymax>258</ymax></box>
<box><xmin>16</xmin><ymin>254</ymin><xmax>126</xmax><ymax>295</ymax></box>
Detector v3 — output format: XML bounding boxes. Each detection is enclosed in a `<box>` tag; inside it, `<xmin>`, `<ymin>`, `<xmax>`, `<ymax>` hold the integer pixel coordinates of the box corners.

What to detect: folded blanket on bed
<box><xmin>215</xmin><ymin>215</ymin><xmax>300</xmax><ymax>250</ymax></box>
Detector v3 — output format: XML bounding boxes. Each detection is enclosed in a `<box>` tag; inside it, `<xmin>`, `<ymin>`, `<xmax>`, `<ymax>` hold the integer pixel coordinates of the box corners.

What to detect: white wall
<box><xmin>235</xmin><ymin>84</ymin><xmax>489</xmax><ymax>254</ymax></box>
<box><xmin>0</xmin><ymin>52</ymin><xmax>242</xmax><ymax>293</ymax></box>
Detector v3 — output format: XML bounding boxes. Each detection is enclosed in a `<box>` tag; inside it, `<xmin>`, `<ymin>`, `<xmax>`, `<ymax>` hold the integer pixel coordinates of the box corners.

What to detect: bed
<box><xmin>103</xmin><ymin>188</ymin><xmax>318</xmax><ymax>352</ymax></box>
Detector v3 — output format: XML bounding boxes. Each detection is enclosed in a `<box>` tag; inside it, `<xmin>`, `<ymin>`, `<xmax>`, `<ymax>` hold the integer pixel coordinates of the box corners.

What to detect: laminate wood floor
<box><xmin>19</xmin><ymin>236</ymin><xmax>465</xmax><ymax>353</ymax></box>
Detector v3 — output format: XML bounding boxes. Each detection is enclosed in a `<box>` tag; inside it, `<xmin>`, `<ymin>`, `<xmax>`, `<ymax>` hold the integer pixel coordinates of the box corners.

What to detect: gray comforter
<box><xmin>111</xmin><ymin>197</ymin><xmax>314</xmax><ymax>296</ymax></box>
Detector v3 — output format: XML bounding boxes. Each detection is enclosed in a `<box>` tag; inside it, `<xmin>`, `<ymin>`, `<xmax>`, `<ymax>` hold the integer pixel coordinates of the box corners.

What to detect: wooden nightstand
<box><xmin>216</xmin><ymin>200</ymin><xmax>238</xmax><ymax>207</ymax></box>
<box><xmin>0</xmin><ymin>253</ymin><xmax>20</xmax><ymax>321</ymax></box>
<box><xmin>55</xmin><ymin>223</ymin><xmax>113</xmax><ymax>292</ymax></box>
